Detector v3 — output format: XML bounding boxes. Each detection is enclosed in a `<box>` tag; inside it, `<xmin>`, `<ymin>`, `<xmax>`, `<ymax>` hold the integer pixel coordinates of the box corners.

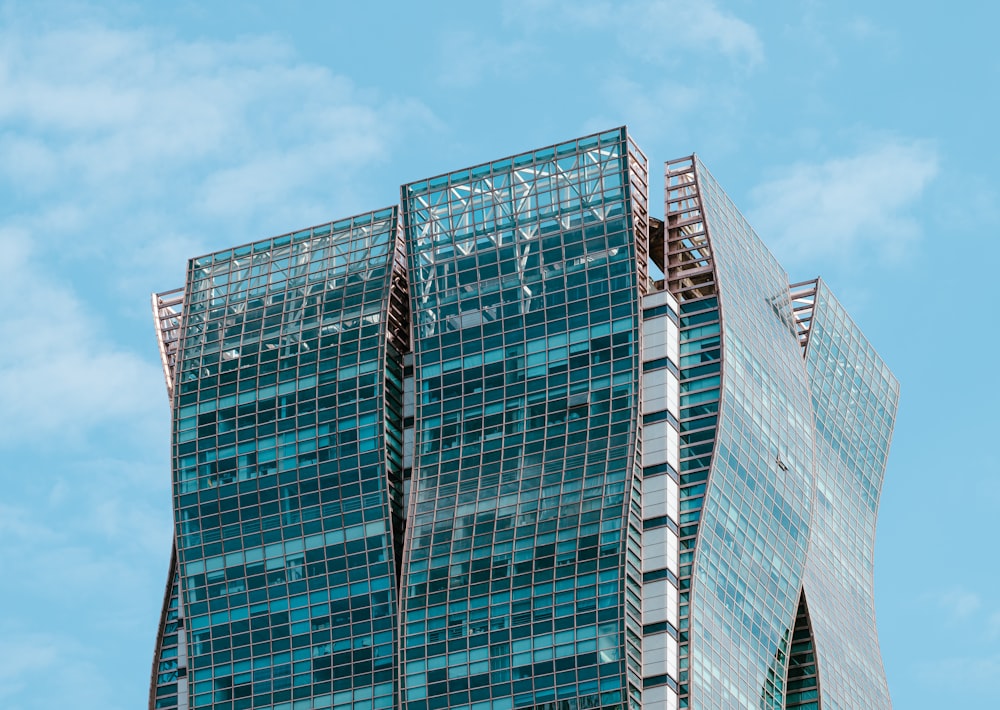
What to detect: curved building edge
<box><xmin>148</xmin><ymin>545</ymin><xmax>187</xmax><ymax>710</ymax></box>
<box><xmin>398</xmin><ymin>127</ymin><xmax>648</xmax><ymax>710</ymax></box>
<box><xmin>679</xmin><ymin>156</ymin><xmax>816</xmax><ymax>709</ymax></box>
<box><xmin>797</xmin><ymin>281</ymin><xmax>898</xmax><ymax>709</ymax></box>
<box><xmin>144</xmin><ymin>129</ymin><xmax>900</xmax><ymax>710</ymax></box>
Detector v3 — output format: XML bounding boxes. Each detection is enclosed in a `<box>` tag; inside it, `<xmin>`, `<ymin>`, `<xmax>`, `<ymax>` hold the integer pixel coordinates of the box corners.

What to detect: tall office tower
<box><xmin>150</xmin><ymin>209</ymin><xmax>410</xmax><ymax>710</ymax></box>
<box><xmin>792</xmin><ymin>278</ymin><xmax>897</xmax><ymax>710</ymax></box>
<box><xmin>662</xmin><ymin>156</ymin><xmax>897</xmax><ymax>710</ymax></box>
<box><xmin>150</xmin><ymin>128</ymin><xmax>896</xmax><ymax>710</ymax></box>
<box><xmin>398</xmin><ymin>128</ymin><xmax>666</xmax><ymax>710</ymax></box>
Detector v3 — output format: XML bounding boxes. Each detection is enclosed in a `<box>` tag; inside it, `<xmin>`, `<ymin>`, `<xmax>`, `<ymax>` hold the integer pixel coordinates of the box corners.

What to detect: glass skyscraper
<box><xmin>150</xmin><ymin>128</ymin><xmax>897</xmax><ymax>710</ymax></box>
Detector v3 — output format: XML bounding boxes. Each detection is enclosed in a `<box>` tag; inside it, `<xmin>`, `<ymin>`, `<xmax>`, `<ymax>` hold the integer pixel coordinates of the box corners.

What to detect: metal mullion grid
<box><xmin>795</xmin><ymin>283</ymin><xmax>896</xmax><ymax>708</ymax></box>
<box><xmin>396</xmin><ymin>139</ymin><xmax>632</xmax><ymax>710</ymax></box>
<box><xmin>164</xmin><ymin>216</ymin><xmax>398</xmax><ymax>710</ymax></box>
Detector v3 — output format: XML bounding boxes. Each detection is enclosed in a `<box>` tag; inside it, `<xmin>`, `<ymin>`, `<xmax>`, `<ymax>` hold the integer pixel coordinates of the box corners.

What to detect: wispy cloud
<box><xmin>435</xmin><ymin>31</ymin><xmax>538</xmax><ymax>88</ymax></box>
<box><xmin>906</xmin><ymin>586</ymin><xmax>1000</xmax><ymax>697</ymax></box>
<box><xmin>0</xmin><ymin>227</ymin><xmax>162</xmax><ymax>444</ymax></box>
<box><xmin>0</xmin><ymin>19</ymin><xmax>439</xmax><ymax>440</ymax></box>
<box><xmin>846</xmin><ymin>15</ymin><xmax>900</xmax><ymax>54</ymax></box>
<box><xmin>499</xmin><ymin>0</ymin><xmax>762</xmax><ymax>154</ymax></box>
<box><xmin>0</xmin><ymin>482</ymin><xmax>169</xmax><ymax>708</ymax></box>
<box><xmin>582</xmin><ymin>76</ymin><xmax>704</xmax><ymax>144</ymax></box>
<box><xmin>990</xmin><ymin>610</ymin><xmax>1000</xmax><ymax>640</ymax></box>
<box><xmin>921</xmin><ymin>655</ymin><xmax>1000</xmax><ymax>693</ymax></box>
<box><xmin>638</xmin><ymin>0</ymin><xmax>763</xmax><ymax>67</ymax></box>
<box><xmin>917</xmin><ymin>585</ymin><xmax>1000</xmax><ymax>638</ymax></box>
<box><xmin>0</xmin><ymin>631</ymin><xmax>60</xmax><ymax>702</ymax></box>
<box><xmin>0</xmin><ymin>22</ymin><xmax>437</xmax><ymax>252</ymax></box>
<box><xmin>748</xmin><ymin>139</ymin><xmax>938</xmax><ymax>266</ymax></box>
<box><xmin>930</xmin><ymin>586</ymin><xmax>983</xmax><ymax>621</ymax></box>
<box><xmin>0</xmin><ymin>455</ymin><xmax>173</xmax><ymax>676</ymax></box>
<box><xmin>0</xmin><ymin>628</ymin><xmax>112</xmax><ymax>709</ymax></box>
<box><xmin>504</xmin><ymin>0</ymin><xmax>763</xmax><ymax>67</ymax></box>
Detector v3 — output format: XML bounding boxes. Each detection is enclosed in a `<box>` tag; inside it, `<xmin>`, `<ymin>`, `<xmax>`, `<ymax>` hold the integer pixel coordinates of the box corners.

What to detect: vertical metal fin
<box><xmin>151</xmin><ymin>288</ymin><xmax>185</xmax><ymax>399</ymax></box>
<box><xmin>789</xmin><ymin>279</ymin><xmax>819</xmax><ymax>355</ymax></box>
<box><xmin>665</xmin><ymin>155</ymin><xmax>717</xmax><ymax>301</ymax></box>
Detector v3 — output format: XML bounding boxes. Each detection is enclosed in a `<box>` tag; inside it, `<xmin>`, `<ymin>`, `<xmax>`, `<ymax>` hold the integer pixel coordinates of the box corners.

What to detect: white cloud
<box><xmin>0</xmin><ymin>629</ymin><xmax>112</xmax><ymax>710</ymax></box>
<box><xmin>504</xmin><ymin>0</ymin><xmax>763</xmax><ymax>67</ymax></box>
<box><xmin>0</xmin><ymin>19</ymin><xmax>439</xmax><ymax>440</ymax></box>
<box><xmin>0</xmin><ymin>632</ymin><xmax>60</xmax><ymax>701</ymax></box>
<box><xmin>0</xmin><ymin>458</ymin><xmax>172</xmax><ymax>632</ymax></box>
<box><xmin>923</xmin><ymin>655</ymin><xmax>1000</xmax><ymax>692</ymax></box>
<box><xmin>0</xmin><ymin>487</ymin><xmax>169</xmax><ymax>709</ymax></box>
<box><xmin>934</xmin><ymin>586</ymin><xmax>983</xmax><ymax>620</ymax></box>
<box><xmin>584</xmin><ymin>76</ymin><xmax>703</xmax><ymax>141</ymax></box>
<box><xmin>435</xmin><ymin>31</ymin><xmax>538</xmax><ymax>88</ymax></box>
<box><xmin>990</xmin><ymin>610</ymin><xmax>1000</xmax><ymax>640</ymax></box>
<box><xmin>0</xmin><ymin>22</ymin><xmax>436</xmax><ymax>242</ymax></box>
<box><xmin>639</xmin><ymin>0</ymin><xmax>764</xmax><ymax>66</ymax></box>
<box><xmin>918</xmin><ymin>586</ymin><xmax>1000</xmax><ymax>635</ymax></box>
<box><xmin>0</xmin><ymin>26</ymin><xmax>246</xmax><ymax>184</ymax></box>
<box><xmin>0</xmin><ymin>503</ymin><xmax>59</xmax><ymax>543</ymax></box>
<box><xmin>498</xmin><ymin>0</ymin><xmax>760</xmax><ymax>157</ymax></box>
<box><xmin>0</xmin><ymin>227</ymin><xmax>162</xmax><ymax>444</ymax></box>
<box><xmin>846</xmin><ymin>15</ymin><xmax>899</xmax><ymax>51</ymax></box>
<box><xmin>748</xmin><ymin>140</ymin><xmax>938</xmax><ymax>266</ymax></box>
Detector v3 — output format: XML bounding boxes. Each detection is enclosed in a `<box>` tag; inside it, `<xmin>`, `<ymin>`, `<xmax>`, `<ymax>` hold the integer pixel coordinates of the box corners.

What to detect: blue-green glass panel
<box><xmin>400</xmin><ymin>129</ymin><xmax>642</xmax><ymax>710</ymax></box>
<box><xmin>170</xmin><ymin>209</ymin><xmax>403</xmax><ymax>710</ymax></box>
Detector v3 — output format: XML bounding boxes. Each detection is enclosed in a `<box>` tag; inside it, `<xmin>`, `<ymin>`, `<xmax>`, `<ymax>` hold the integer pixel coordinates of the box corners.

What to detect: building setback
<box><xmin>149</xmin><ymin>127</ymin><xmax>897</xmax><ymax>710</ymax></box>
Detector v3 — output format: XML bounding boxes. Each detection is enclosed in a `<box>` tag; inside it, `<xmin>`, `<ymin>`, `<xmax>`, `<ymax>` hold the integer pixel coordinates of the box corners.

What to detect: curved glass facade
<box><xmin>663</xmin><ymin>157</ymin><xmax>895</xmax><ymax>709</ymax></box>
<box><xmin>797</xmin><ymin>282</ymin><xmax>898</xmax><ymax>709</ymax></box>
<box><xmin>678</xmin><ymin>158</ymin><xmax>816</xmax><ymax>709</ymax></box>
<box><xmin>163</xmin><ymin>210</ymin><xmax>408</xmax><ymax>710</ymax></box>
<box><xmin>399</xmin><ymin>128</ymin><xmax>646</xmax><ymax>710</ymax></box>
<box><xmin>149</xmin><ymin>129</ymin><xmax>896</xmax><ymax>710</ymax></box>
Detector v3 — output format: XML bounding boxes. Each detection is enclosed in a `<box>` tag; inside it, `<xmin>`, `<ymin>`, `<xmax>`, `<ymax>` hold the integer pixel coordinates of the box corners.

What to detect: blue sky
<box><xmin>0</xmin><ymin>1</ymin><xmax>996</xmax><ymax>707</ymax></box>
